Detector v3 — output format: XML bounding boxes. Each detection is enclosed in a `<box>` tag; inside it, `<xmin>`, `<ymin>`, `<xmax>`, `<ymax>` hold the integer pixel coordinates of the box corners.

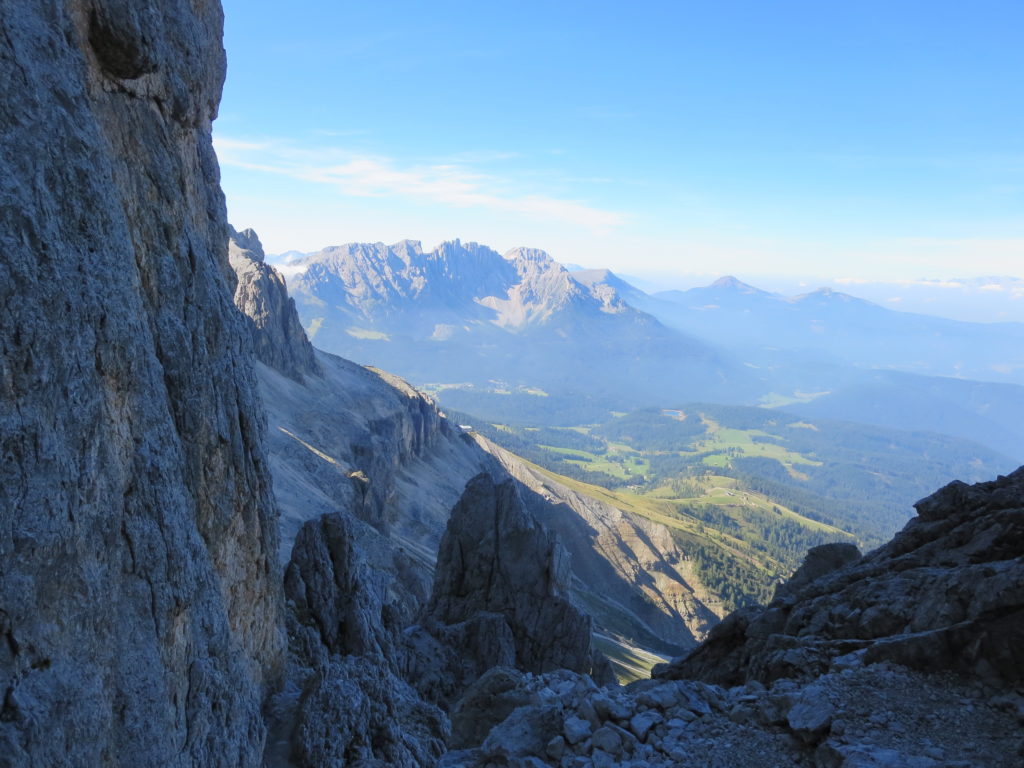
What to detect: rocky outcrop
<box><xmin>654</xmin><ymin>467</ymin><xmax>1024</xmax><ymax>687</ymax></box>
<box><xmin>229</xmin><ymin>226</ymin><xmax>321</xmax><ymax>381</ymax></box>
<box><xmin>0</xmin><ymin>2</ymin><xmax>282</xmax><ymax>765</ymax></box>
<box><xmin>427</xmin><ymin>474</ymin><xmax>608</xmax><ymax>680</ymax></box>
<box><xmin>284</xmin><ymin>512</ymin><xmax>396</xmax><ymax>662</ymax></box>
<box><xmin>258</xmin><ymin>350</ymin><xmax>489</xmax><ymax>575</ymax></box>
<box><xmin>275</xmin><ymin>472</ymin><xmax>617</xmax><ymax>765</ymax></box>
<box><xmin>276</xmin><ymin>511</ymin><xmax>450</xmax><ymax>767</ymax></box>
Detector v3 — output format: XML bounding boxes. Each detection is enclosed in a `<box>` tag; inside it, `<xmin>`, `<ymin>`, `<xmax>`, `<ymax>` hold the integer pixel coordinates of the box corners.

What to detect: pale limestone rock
<box><xmin>229</xmin><ymin>225</ymin><xmax>321</xmax><ymax>382</ymax></box>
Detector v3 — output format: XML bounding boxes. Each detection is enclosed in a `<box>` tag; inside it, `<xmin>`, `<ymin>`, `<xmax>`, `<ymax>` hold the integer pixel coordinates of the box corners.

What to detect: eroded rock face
<box><xmin>230</xmin><ymin>226</ymin><xmax>321</xmax><ymax>382</ymax></box>
<box><xmin>290</xmin><ymin>655</ymin><xmax>449</xmax><ymax>768</ymax></box>
<box><xmin>0</xmin><ymin>1</ymin><xmax>282</xmax><ymax>765</ymax></box>
<box><xmin>279</xmin><ymin>511</ymin><xmax>452</xmax><ymax>767</ymax></box>
<box><xmin>655</xmin><ymin>468</ymin><xmax>1024</xmax><ymax>687</ymax></box>
<box><xmin>428</xmin><ymin>474</ymin><xmax>607</xmax><ymax>679</ymax></box>
<box><xmin>284</xmin><ymin>512</ymin><xmax>396</xmax><ymax>661</ymax></box>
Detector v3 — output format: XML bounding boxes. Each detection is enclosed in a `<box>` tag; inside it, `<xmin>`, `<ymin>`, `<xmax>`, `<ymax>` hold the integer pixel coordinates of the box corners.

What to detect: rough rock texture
<box><xmin>284</xmin><ymin>512</ymin><xmax>396</xmax><ymax>662</ymax></box>
<box><xmin>289</xmin><ymin>656</ymin><xmax>449</xmax><ymax>768</ymax></box>
<box><xmin>654</xmin><ymin>468</ymin><xmax>1024</xmax><ymax>687</ymax></box>
<box><xmin>774</xmin><ymin>542</ymin><xmax>862</xmax><ymax>600</ymax></box>
<box><xmin>257</xmin><ymin>349</ymin><xmax>489</xmax><ymax>598</ymax></box>
<box><xmin>0</xmin><ymin>2</ymin><xmax>282</xmax><ymax>766</ymax></box>
<box><xmin>428</xmin><ymin>474</ymin><xmax>607</xmax><ymax>679</ymax></box>
<box><xmin>229</xmin><ymin>226</ymin><xmax>320</xmax><ymax>382</ymax></box>
<box><xmin>273</xmin><ymin>511</ymin><xmax>450</xmax><ymax>768</ymax></box>
<box><xmin>438</xmin><ymin>663</ymin><xmax>1024</xmax><ymax>767</ymax></box>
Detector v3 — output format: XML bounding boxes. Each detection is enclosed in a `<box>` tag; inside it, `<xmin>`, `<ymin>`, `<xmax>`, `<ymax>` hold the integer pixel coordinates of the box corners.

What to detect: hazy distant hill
<box><xmin>277</xmin><ymin>240</ymin><xmax>1024</xmax><ymax>457</ymax></box>
<box><xmin>574</xmin><ymin>270</ymin><xmax>1024</xmax><ymax>459</ymax></box>
<box><xmin>580</xmin><ymin>272</ymin><xmax>1024</xmax><ymax>386</ymax></box>
<box><xmin>285</xmin><ymin>240</ymin><xmax>761</xmax><ymax>418</ymax></box>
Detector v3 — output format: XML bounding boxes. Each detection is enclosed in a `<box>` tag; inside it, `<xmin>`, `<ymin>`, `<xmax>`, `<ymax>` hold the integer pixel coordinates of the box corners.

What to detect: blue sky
<box><xmin>215</xmin><ymin>0</ymin><xmax>1023</xmax><ymax>283</ymax></box>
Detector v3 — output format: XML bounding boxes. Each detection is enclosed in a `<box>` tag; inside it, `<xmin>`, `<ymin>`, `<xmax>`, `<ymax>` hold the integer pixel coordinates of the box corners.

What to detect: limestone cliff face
<box><xmin>229</xmin><ymin>226</ymin><xmax>321</xmax><ymax>382</ymax></box>
<box><xmin>0</xmin><ymin>2</ymin><xmax>282</xmax><ymax>765</ymax></box>
<box><xmin>655</xmin><ymin>468</ymin><xmax>1024</xmax><ymax>687</ymax></box>
<box><xmin>257</xmin><ymin>351</ymin><xmax>488</xmax><ymax>577</ymax></box>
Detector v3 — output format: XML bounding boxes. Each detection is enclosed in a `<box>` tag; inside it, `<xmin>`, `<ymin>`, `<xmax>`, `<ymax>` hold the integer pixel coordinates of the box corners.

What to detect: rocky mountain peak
<box><xmin>229</xmin><ymin>226</ymin><xmax>321</xmax><ymax>382</ymax></box>
<box><xmin>503</xmin><ymin>246</ymin><xmax>556</xmax><ymax>264</ymax></box>
<box><xmin>229</xmin><ymin>225</ymin><xmax>266</xmax><ymax>261</ymax></box>
<box><xmin>427</xmin><ymin>473</ymin><xmax>607</xmax><ymax>677</ymax></box>
<box><xmin>709</xmin><ymin>275</ymin><xmax>765</xmax><ymax>293</ymax></box>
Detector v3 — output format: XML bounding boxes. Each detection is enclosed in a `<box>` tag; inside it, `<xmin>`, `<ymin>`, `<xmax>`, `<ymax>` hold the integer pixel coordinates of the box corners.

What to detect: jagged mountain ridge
<box><xmin>281</xmin><ymin>239</ymin><xmax>759</xmax><ymax>414</ymax></box>
<box><xmin>225</xmin><ymin>225</ymin><xmax>745</xmax><ymax>763</ymax></box>
<box><xmin>291</xmin><ymin>239</ymin><xmax>629</xmax><ymax>335</ymax></box>
<box><xmin>7</xmin><ymin>1</ymin><xmax>1023</xmax><ymax>765</ymax></box>
<box><xmin>232</xmin><ymin>228</ymin><xmax>727</xmax><ymax>663</ymax></box>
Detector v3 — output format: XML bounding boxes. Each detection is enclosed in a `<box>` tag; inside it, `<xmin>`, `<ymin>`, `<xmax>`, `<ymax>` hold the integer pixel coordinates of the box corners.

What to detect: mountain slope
<box><xmin>478</xmin><ymin>438</ymin><xmax>725</xmax><ymax>672</ymax></box>
<box><xmin>656</xmin><ymin>467</ymin><xmax>1024</xmax><ymax>687</ymax></box>
<box><xmin>231</xmin><ymin>227</ymin><xmax>747</xmax><ymax>685</ymax></box>
<box><xmin>574</xmin><ymin>270</ymin><xmax>1024</xmax><ymax>458</ymax></box>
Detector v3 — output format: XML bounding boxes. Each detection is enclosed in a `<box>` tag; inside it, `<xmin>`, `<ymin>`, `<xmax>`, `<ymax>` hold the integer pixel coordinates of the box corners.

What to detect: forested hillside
<box><xmin>450</xmin><ymin>403</ymin><xmax>1015</xmax><ymax>609</ymax></box>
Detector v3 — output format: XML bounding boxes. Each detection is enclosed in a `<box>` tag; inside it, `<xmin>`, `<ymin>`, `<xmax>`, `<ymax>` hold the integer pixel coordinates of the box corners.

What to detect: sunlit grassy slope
<box><xmin>524</xmin><ymin>454</ymin><xmax>851</xmax><ymax>610</ymax></box>
<box><xmin>593</xmin><ymin>633</ymin><xmax>670</xmax><ymax>684</ymax></box>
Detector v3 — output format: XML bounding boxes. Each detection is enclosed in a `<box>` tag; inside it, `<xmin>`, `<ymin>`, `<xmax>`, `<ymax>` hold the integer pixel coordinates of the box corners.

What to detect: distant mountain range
<box><xmin>276</xmin><ymin>240</ymin><xmax>1024</xmax><ymax>459</ymax></box>
<box><xmin>285</xmin><ymin>240</ymin><xmax>761</xmax><ymax>418</ymax></box>
<box><xmin>579</xmin><ymin>272</ymin><xmax>1024</xmax><ymax>386</ymax></box>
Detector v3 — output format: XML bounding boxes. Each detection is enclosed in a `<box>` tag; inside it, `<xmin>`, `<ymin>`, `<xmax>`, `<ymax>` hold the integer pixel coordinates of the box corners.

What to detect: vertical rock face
<box><xmin>0</xmin><ymin>2</ymin><xmax>282</xmax><ymax>766</ymax></box>
<box><xmin>229</xmin><ymin>226</ymin><xmax>321</xmax><ymax>382</ymax></box>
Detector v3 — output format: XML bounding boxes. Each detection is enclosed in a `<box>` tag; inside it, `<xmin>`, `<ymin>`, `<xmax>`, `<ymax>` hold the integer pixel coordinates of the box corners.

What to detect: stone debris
<box><xmin>439</xmin><ymin>663</ymin><xmax>1023</xmax><ymax>767</ymax></box>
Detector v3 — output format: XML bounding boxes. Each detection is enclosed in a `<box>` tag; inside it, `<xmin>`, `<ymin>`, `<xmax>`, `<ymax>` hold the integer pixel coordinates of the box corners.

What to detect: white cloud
<box><xmin>213</xmin><ymin>136</ymin><xmax>625</xmax><ymax>234</ymax></box>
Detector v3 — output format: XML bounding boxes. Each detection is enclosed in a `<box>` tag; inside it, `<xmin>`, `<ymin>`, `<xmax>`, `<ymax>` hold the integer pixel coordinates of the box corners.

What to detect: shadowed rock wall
<box><xmin>0</xmin><ymin>2</ymin><xmax>283</xmax><ymax>765</ymax></box>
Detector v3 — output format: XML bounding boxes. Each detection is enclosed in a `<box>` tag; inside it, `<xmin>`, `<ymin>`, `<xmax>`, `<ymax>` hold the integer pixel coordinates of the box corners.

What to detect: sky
<box><xmin>215</xmin><ymin>0</ymin><xmax>1023</xmax><ymax>287</ymax></box>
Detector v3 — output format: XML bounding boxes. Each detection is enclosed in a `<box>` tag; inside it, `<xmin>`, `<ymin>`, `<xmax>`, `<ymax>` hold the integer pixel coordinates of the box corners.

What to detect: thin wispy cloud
<box><xmin>213</xmin><ymin>136</ymin><xmax>626</xmax><ymax>233</ymax></box>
